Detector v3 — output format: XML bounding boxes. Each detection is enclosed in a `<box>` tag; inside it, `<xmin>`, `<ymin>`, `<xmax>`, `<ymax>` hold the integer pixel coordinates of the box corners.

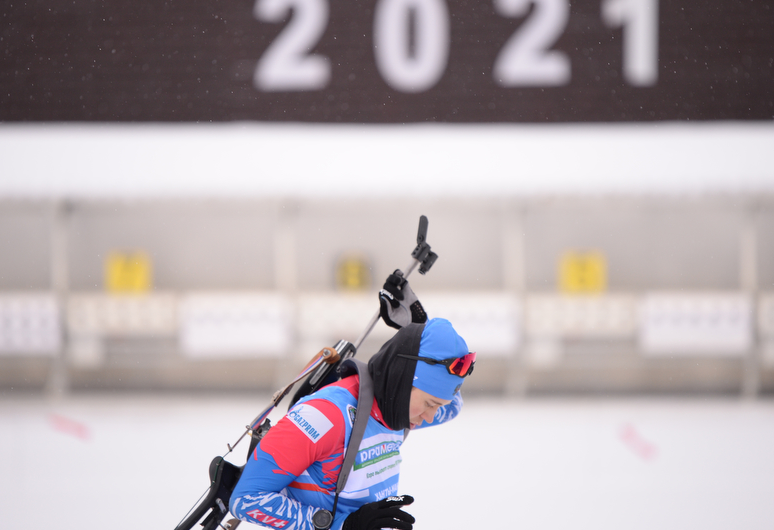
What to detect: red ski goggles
<box><xmin>398</xmin><ymin>351</ymin><xmax>476</xmax><ymax>377</ymax></box>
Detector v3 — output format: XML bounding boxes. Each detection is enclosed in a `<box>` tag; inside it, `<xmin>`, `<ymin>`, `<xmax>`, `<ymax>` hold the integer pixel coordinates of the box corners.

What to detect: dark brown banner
<box><xmin>2</xmin><ymin>0</ymin><xmax>772</xmax><ymax>122</ymax></box>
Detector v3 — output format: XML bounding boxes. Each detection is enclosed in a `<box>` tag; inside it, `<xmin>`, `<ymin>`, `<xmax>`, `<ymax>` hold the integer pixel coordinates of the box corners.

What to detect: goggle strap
<box><xmin>397</xmin><ymin>352</ymin><xmax>476</xmax><ymax>377</ymax></box>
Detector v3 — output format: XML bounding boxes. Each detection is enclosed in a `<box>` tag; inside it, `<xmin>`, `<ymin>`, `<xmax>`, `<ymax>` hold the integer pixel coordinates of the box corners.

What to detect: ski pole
<box><xmin>304</xmin><ymin>215</ymin><xmax>438</xmax><ymax>389</ymax></box>
<box><xmin>353</xmin><ymin>214</ymin><xmax>437</xmax><ymax>350</ymax></box>
<box><xmin>228</xmin><ymin>346</ymin><xmax>341</xmax><ymax>453</ymax></box>
<box><xmin>173</xmin><ymin>216</ymin><xmax>438</xmax><ymax>530</ymax></box>
<box><xmin>232</xmin><ymin>216</ymin><xmax>437</xmax><ymax>453</ymax></box>
<box><xmin>352</xmin><ymin>257</ymin><xmax>420</xmax><ymax>350</ymax></box>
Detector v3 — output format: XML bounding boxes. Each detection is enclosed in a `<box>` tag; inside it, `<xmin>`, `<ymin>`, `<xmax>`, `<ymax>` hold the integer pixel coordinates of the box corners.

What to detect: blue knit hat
<box><xmin>412</xmin><ymin>318</ymin><xmax>470</xmax><ymax>401</ymax></box>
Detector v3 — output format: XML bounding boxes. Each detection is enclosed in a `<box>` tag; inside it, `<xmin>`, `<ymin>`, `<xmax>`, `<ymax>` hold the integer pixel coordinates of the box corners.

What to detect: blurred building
<box><xmin>1</xmin><ymin>189</ymin><xmax>773</xmax><ymax>396</ymax></box>
<box><xmin>1</xmin><ymin>0</ymin><xmax>773</xmax><ymax>395</ymax></box>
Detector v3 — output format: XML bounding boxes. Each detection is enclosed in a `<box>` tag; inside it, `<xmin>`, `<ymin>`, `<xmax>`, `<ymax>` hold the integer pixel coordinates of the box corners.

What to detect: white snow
<box><xmin>1</xmin><ymin>394</ymin><xmax>773</xmax><ymax>529</ymax></box>
<box><xmin>1</xmin><ymin>123</ymin><xmax>773</xmax><ymax>199</ymax></box>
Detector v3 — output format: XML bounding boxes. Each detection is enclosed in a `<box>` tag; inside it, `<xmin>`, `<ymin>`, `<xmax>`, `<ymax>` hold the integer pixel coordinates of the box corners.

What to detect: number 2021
<box><xmin>253</xmin><ymin>0</ymin><xmax>658</xmax><ymax>93</ymax></box>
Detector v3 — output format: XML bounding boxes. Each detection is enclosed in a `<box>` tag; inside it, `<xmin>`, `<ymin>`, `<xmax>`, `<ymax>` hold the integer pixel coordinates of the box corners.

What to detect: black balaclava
<box><xmin>367</xmin><ymin>322</ymin><xmax>424</xmax><ymax>431</ymax></box>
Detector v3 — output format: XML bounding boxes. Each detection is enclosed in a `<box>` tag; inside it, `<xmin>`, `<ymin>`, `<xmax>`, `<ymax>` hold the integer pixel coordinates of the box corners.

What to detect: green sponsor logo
<box><xmin>354</xmin><ymin>440</ymin><xmax>402</xmax><ymax>470</ymax></box>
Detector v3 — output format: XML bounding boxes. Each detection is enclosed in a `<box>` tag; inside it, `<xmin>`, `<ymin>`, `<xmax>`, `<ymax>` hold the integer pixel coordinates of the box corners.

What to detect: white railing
<box><xmin>525</xmin><ymin>294</ymin><xmax>636</xmax><ymax>339</ymax></box>
<box><xmin>638</xmin><ymin>292</ymin><xmax>752</xmax><ymax>356</ymax></box>
<box><xmin>178</xmin><ymin>292</ymin><xmax>292</xmax><ymax>359</ymax></box>
<box><xmin>68</xmin><ymin>293</ymin><xmax>178</xmax><ymax>336</ymax></box>
<box><xmin>0</xmin><ymin>293</ymin><xmax>60</xmax><ymax>355</ymax></box>
<box><xmin>422</xmin><ymin>292</ymin><xmax>521</xmax><ymax>357</ymax></box>
<box><xmin>3</xmin><ymin>290</ymin><xmax>770</xmax><ymax>363</ymax></box>
<box><xmin>759</xmin><ymin>293</ymin><xmax>774</xmax><ymax>338</ymax></box>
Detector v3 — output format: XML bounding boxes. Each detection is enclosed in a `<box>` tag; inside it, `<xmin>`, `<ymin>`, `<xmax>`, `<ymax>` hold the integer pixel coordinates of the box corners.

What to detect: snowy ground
<box><xmin>2</xmin><ymin>123</ymin><xmax>774</xmax><ymax>199</ymax></box>
<box><xmin>2</xmin><ymin>394</ymin><xmax>773</xmax><ymax>530</ymax></box>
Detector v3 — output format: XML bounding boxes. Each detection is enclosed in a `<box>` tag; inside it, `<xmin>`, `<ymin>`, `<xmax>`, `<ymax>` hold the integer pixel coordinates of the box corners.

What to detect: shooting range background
<box><xmin>2</xmin><ymin>0</ymin><xmax>774</xmax><ymax>528</ymax></box>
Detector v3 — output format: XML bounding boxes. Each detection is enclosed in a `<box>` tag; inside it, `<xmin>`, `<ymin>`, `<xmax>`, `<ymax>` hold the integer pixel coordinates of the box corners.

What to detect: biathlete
<box><xmin>230</xmin><ymin>274</ymin><xmax>475</xmax><ymax>530</ymax></box>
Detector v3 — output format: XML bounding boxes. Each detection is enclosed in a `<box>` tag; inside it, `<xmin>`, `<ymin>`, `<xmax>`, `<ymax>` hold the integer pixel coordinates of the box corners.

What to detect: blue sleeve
<box><xmin>230</xmin><ymin>398</ymin><xmax>347</xmax><ymax>530</ymax></box>
<box><xmin>230</xmin><ymin>445</ymin><xmax>317</xmax><ymax>530</ymax></box>
<box><xmin>415</xmin><ymin>392</ymin><xmax>463</xmax><ymax>430</ymax></box>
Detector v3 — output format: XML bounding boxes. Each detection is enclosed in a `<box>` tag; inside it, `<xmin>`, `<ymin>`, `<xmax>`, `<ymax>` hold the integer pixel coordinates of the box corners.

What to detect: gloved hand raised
<box><xmin>378</xmin><ymin>271</ymin><xmax>427</xmax><ymax>330</ymax></box>
<box><xmin>342</xmin><ymin>495</ymin><xmax>416</xmax><ymax>530</ymax></box>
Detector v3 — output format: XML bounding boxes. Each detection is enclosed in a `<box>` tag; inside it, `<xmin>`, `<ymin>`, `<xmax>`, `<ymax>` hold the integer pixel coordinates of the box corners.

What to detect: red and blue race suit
<box><xmin>230</xmin><ymin>375</ymin><xmax>462</xmax><ymax>530</ymax></box>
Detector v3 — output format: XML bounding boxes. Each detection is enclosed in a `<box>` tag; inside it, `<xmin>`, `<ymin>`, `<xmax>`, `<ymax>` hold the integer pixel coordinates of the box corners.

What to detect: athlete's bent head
<box><xmin>367</xmin><ymin>318</ymin><xmax>473</xmax><ymax>431</ymax></box>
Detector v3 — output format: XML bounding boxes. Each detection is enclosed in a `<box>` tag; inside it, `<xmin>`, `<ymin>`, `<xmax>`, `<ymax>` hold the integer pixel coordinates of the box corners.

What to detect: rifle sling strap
<box><xmin>331</xmin><ymin>359</ymin><xmax>374</xmax><ymax>518</ymax></box>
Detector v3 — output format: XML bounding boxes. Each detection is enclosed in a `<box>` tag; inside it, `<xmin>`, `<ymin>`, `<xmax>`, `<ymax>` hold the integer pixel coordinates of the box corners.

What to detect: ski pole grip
<box><xmin>410</xmin><ymin>215</ymin><xmax>437</xmax><ymax>275</ymax></box>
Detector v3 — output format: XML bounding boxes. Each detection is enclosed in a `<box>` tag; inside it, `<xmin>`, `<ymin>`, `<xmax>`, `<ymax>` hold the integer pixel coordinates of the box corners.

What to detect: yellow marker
<box><xmin>559</xmin><ymin>251</ymin><xmax>607</xmax><ymax>293</ymax></box>
<box><xmin>335</xmin><ymin>254</ymin><xmax>371</xmax><ymax>291</ymax></box>
<box><xmin>106</xmin><ymin>251</ymin><xmax>152</xmax><ymax>293</ymax></box>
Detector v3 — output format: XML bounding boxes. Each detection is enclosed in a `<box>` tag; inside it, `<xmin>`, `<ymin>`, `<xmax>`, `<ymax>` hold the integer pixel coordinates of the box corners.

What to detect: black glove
<box><xmin>378</xmin><ymin>271</ymin><xmax>427</xmax><ymax>330</ymax></box>
<box><xmin>342</xmin><ymin>495</ymin><xmax>415</xmax><ymax>530</ymax></box>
